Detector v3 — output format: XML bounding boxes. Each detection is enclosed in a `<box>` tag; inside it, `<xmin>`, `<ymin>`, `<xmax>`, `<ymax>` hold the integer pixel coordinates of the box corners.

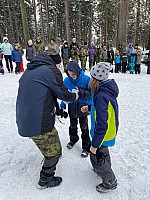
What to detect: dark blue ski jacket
<box><xmin>16</xmin><ymin>54</ymin><xmax>76</xmax><ymax>137</ymax></box>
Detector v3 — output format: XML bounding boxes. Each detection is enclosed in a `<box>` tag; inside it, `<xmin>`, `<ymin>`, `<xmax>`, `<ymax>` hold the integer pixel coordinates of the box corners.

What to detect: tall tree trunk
<box><xmin>78</xmin><ymin>2</ymin><xmax>81</xmax><ymax>46</ymax></box>
<box><xmin>135</xmin><ymin>0</ymin><xmax>140</xmax><ymax>44</ymax></box>
<box><xmin>33</xmin><ymin>0</ymin><xmax>38</xmax><ymax>37</ymax></box>
<box><xmin>40</xmin><ymin>1</ymin><xmax>45</xmax><ymax>45</ymax></box>
<box><xmin>64</xmin><ymin>0</ymin><xmax>70</xmax><ymax>44</ymax></box>
<box><xmin>54</xmin><ymin>0</ymin><xmax>58</xmax><ymax>43</ymax></box>
<box><xmin>20</xmin><ymin>0</ymin><xmax>30</xmax><ymax>45</ymax></box>
<box><xmin>12</xmin><ymin>0</ymin><xmax>19</xmax><ymax>42</ymax></box>
<box><xmin>104</xmin><ymin>0</ymin><xmax>108</xmax><ymax>46</ymax></box>
<box><xmin>6</xmin><ymin>0</ymin><xmax>15</xmax><ymax>43</ymax></box>
<box><xmin>116</xmin><ymin>0</ymin><xmax>128</xmax><ymax>51</ymax></box>
<box><xmin>147</xmin><ymin>0</ymin><xmax>150</xmax><ymax>49</ymax></box>
<box><xmin>2</xmin><ymin>0</ymin><xmax>8</xmax><ymax>37</ymax></box>
<box><xmin>88</xmin><ymin>3</ymin><xmax>92</xmax><ymax>47</ymax></box>
<box><xmin>45</xmin><ymin>0</ymin><xmax>50</xmax><ymax>43</ymax></box>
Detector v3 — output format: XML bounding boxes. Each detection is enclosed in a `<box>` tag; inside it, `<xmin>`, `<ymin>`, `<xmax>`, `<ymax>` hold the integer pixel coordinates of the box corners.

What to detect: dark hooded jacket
<box><xmin>16</xmin><ymin>54</ymin><xmax>76</xmax><ymax>137</ymax></box>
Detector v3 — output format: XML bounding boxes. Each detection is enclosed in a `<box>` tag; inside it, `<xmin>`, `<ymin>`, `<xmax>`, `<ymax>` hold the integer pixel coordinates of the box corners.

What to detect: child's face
<box><xmin>68</xmin><ymin>70</ymin><xmax>77</xmax><ymax>80</ymax></box>
<box><xmin>15</xmin><ymin>46</ymin><xmax>18</xmax><ymax>50</ymax></box>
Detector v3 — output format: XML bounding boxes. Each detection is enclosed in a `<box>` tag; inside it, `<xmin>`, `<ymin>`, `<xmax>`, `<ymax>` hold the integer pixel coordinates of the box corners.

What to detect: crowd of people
<box><xmin>0</xmin><ymin>36</ymin><xmax>150</xmax><ymax>75</ymax></box>
<box><xmin>0</xmin><ymin>35</ymin><xmax>150</xmax><ymax>194</ymax></box>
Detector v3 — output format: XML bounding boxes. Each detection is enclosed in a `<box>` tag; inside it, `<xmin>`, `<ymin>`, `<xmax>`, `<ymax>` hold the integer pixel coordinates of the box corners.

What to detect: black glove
<box><xmin>56</xmin><ymin>109</ymin><xmax>68</xmax><ymax>118</ymax></box>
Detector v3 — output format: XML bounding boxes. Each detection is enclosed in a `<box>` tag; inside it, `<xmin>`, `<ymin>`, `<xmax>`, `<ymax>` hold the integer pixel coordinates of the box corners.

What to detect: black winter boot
<box><xmin>38</xmin><ymin>176</ymin><xmax>62</xmax><ymax>189</ymax></box>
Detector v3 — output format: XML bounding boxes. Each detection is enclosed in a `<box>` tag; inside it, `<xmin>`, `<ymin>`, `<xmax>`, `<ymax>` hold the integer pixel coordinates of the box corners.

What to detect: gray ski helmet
<box><xmin>90</xmin><ymin>62</ymin><xmax>112</xmax><ymax>81</ymax></box>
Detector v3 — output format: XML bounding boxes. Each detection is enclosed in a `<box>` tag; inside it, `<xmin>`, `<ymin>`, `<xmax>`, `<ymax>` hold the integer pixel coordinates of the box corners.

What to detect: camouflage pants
<box><xmin>63</xmin><ymin>58</ymin><xmax>69</xmax><ymax>71</ymax></box>
<box><xmin>89</xmin><ymin>59</ymin><xmax>94</xmax><ymax>69</ymax></box>
<box><xmin>80</xmin><ymin>58</ymin><xmax>87</xmax><ymax>71</ymax></box>
<box><xmin>31</xmin><ymin>127</ymin><xmax>62</xmax><ymax>158</ymax></box>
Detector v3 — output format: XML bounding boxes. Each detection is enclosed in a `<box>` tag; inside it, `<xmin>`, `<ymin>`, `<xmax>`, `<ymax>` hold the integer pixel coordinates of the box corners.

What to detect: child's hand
<box><xmin>90</xmin><ymin>146</ymin><xmax>97</xmax><ymax>154</ymax></box>
<box><xmin>81</xmin><ymin>106</ymin><xmax>88</xmax><ymax>113</ymax></box>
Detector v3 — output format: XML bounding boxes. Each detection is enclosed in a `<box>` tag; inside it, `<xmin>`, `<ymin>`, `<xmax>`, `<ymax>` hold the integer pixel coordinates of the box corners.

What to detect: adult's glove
<box><xmin>56</xmin><ymin>109</ymin><xmax>68</xmax><ymax>118</ymax></box>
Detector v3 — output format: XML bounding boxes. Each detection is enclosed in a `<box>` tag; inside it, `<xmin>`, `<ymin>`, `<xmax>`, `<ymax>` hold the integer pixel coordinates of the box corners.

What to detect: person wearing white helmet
<box><xmin>1</xmin><ymin>37</ymin><xmax>13</xmax><ymax>73</ymax></box>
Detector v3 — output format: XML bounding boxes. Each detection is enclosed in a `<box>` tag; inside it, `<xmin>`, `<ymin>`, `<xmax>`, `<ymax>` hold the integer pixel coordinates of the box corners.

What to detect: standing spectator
<box><xmin>0</xmin><ymin>47</ymin><xmax>4</xmax><ymax>74</ymax></box>
<box><xmin>129</xmin><ymin>49</ymin><xmax>137</xmax><ymax>74</ymax></box>
<box><xmin>60</xmin><ymin>61</ymin><xmax>91</xmax><ymax>157</ymax></box>
<box><xmin>89</xmin><ymin>42</ymin><xmax>96</xmax><ymax>69</ymax></box>
<box><xmin>82</xmin><ymin>62</ymin><xmax>119</xmax><ymax>193</ymax></box>
<box><xmin>70</xmin><ymin>38</ymin><xmax>79</xmax><ymax>51</ymax></box>
<box><xmin>121</xmin><ymin>51</ymin><xmax>128</xmax><ymax>73</ymax></box>
<box><xmin>34</xmin><ymin>36</ymin><xmax>45</xmax><ymax>54</ymax></box>
<box><xmin>61</xmin><ymin>41</ymin><xmax>71</xmax><ymax>71</ymax></box>
<box><xmin>48</xmin><ymin>38</ymin><xmax>59</xmax><ymax>55</ymax></box>
<box><xmin>107</xmin><ymin>46</ymin><xmax>114</xmax><ymax>72</ymax></box>
<box><xmin>11</xmin><ymin>44</ymin><xmax>22</xmax><ymax>74</ymax></box>
<box><xmin>126</xmin><ymin>43</ymin><xmax>133</xmax><ymax>66</ymax></box>
<box><xmin>101</xmin><ymin>46</ymin><xmax>108</xmax><ymax>62</ymax></box>
<box><xmin>70</xmin><ymin>38</ymin><xmax>79</xmax><ymax>62</ymax></box>
<box><xmin>26</xmin><ymin>39</ymin><xmax>36</xmax><ymax>62</ymax></box>
<box><xmin>134</xmin><ymin>44</ymin><xmax>142</xmax><ymax>74</ymax></box>
<box><xmin>16</xmin><ymin>53</ymin><xmax>78</xmax><ymax>189</ymax></box>
<box><xmin>115</xmin><ymin>50</ymin><xmax>121</xmax><ymax>73</ymax></box>
<box><xmin>117</xmin><ymin>44</ymin><xmax>123</xmax><ymax>56</ymax></box>
<box><xmin>146</xmin><ymin>50</ymin><xmax>150</xmax><ymax>74</ymax></box>
<box><xmin>95</xmin><ymin>45</ymin><xmax>102</xmax><ymax>64</ymax></box>
<box><xmin>17</xmin><ymin>42</ymin><xmax>24</xmax><ymax>72</ymax></box>
<box><xmin>79</xmin><ymin>42</ymin><xmax>89</xmax><ymax>71</ymax></box>
<box><xmin>1</xmin><ymin>37</ymin><xmax>13</xmax><ymax>73</ymax></box>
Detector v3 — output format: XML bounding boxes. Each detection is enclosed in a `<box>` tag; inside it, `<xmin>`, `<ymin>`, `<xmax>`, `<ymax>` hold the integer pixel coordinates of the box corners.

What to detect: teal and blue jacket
<box><xmin>81</xmin><ymin>79</ymin><xmax>119</xmax><ymax>148</ymax></box>
<box><xmin>91</xmin><ymin>79</ymin><xmax>119</xmax><ymax>148</ymax></box>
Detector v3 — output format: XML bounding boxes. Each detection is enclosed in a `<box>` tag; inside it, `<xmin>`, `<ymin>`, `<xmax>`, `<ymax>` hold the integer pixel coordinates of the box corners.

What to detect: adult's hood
<box><xmin>27</xmin><ymin>53</ymin><xmax>55</xmax><ymax>70</ymax></box>
<box><xmin>128</xmin><ymin>43</ymin><xmax>133</xmax><ymax>48</ymax></box>
<box><xmin>3</xmin><ymin>37</ymin><xmax>8</xmax><ymax>42</ymax></box>
<box><xmin>99</xmin><ymin>79</ymin><xmax>119</xmax><ymax>98</ymax></box>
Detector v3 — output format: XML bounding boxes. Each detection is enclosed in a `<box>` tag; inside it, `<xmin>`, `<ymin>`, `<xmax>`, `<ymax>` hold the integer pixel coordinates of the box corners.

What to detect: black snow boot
<box><xmin>37</xmin><ymin>176</ymin><xmax>62</xmax><ymax>189</ymax></box>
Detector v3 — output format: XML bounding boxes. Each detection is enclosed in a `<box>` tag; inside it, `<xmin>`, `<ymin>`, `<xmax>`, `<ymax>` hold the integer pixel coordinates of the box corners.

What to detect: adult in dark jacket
<box><xmin>16</xmin><ymin>53</ymin><xmax>78</xmax><ymax>189</ymax></box>
<box><xmin>26</xmin><ymin>39</ymin><xmax>36</xmax><ymax>62</ymax></box>
<box><xmin>61</xmin><ymin>41</ymin><xmax>71</xmax><ymax>71</ymax></box>
<box><xmin>60</xmin><ymin>61</ymin><xmax>91</xmax><ymax>157</ymax></box>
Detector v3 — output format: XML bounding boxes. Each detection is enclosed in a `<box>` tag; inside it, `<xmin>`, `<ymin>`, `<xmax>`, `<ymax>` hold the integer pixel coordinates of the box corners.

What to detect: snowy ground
<box><xmin>0</xmin><ymin>57</ymin><xmax>150</xmax><ymax>200</ymax></box>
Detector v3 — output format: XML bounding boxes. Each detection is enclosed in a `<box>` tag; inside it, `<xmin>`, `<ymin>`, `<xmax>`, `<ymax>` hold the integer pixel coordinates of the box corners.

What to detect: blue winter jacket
<box><xmin>92</xmin><ymin>79</ymin><xmax>119</xmax><ymax>148</ymax></box>
<box><xmin>81</xmin><ymin>79</ymin><xmax>119</xmax><ymax>148</ymax></box>
<box><xmin>60</xmin><ymin>64</ymin><xmax>91</xmax><ymax>118</ymax></box>
<box><xmin>126</xmin><ymin>43</ymin><xmax>133</xmax><ymax>56</ymax></box>
<box><xmin>11</xmin><ymin>49</ymin><xmax>22</xmax><ymax>62</ymax></box>
<box><xmin>115</xmin><ymin>55</ymin><xmax>121</xmax><ymax>64</ymax></box>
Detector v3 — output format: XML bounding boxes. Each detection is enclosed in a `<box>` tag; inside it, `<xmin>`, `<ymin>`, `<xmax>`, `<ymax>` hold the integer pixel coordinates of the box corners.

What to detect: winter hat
<box><xmin>90</xmin><ymin>62</ymin><xmax>112</xmax><ymax>81</ymax></box>
<box><xmin>50</xmin><ymin>54</ymin><xmax>61</xmax><ymax>64</ymax></box>
<box><xmin>66</xmin><ymin>61</ymin><xmax>81</xmax><ymax>77</ymax></box>
<box><xmin>3</xmin><ymin>37</ymin><xmax>8</xmax><ymax>42</ymax></box>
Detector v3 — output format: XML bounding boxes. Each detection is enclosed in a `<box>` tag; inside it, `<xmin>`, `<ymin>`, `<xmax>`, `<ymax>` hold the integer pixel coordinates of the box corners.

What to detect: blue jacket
<box><xmin>126</xmin><ymin>43</ymin><xmax>133</xmax><ymax>56</ymax></box>
<box><xmin>115</xmin><ymin>55</ymin><xmax>121</xmax><ymax>64</ymax></box>
<box><xmin>81</xmin><ymin>79</ymin><xmax>119</xmax><ymax>148</ymax></box>
<box><xmin>11</xmin><ymin>49</ymin><xmax>22</xmax><ymax>62</ymax></box>
<box><xmin>92</xmin><ymin>79</ymin><xmax>119</xmax><ymax>148</ymax></box>
<box><xmin>16</xmin><ymin>54</ymin><xmax>76</xmax><ymax>137</ymax></box>
<box><xmin>60</xmin><ymin>63</ymin><xmax>91</xmax><ymax>118</ymax></box>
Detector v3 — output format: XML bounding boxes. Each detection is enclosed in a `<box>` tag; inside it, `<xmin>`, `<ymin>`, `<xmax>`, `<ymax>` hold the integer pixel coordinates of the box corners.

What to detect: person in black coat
<box><xmin>16</xmin><ymin>53</ymin><xmax>78</xmax><ymax>189</ymax></box>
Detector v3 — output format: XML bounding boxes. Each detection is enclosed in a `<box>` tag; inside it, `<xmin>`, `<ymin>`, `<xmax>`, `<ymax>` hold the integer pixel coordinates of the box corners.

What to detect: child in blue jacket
<box><xmin>82</xmin><ymin>62</ymin><xmax>119</xmax><ymax>193</ymax></box>
<box><xmin>60</xmin><ymin>61</ymin><xmax>91</xmax><ymax>157</ymax></box>
<box><xmin>11</xmin><ymin>44</ymin><xmax>22</xmax><ymax>74</ymax></box>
